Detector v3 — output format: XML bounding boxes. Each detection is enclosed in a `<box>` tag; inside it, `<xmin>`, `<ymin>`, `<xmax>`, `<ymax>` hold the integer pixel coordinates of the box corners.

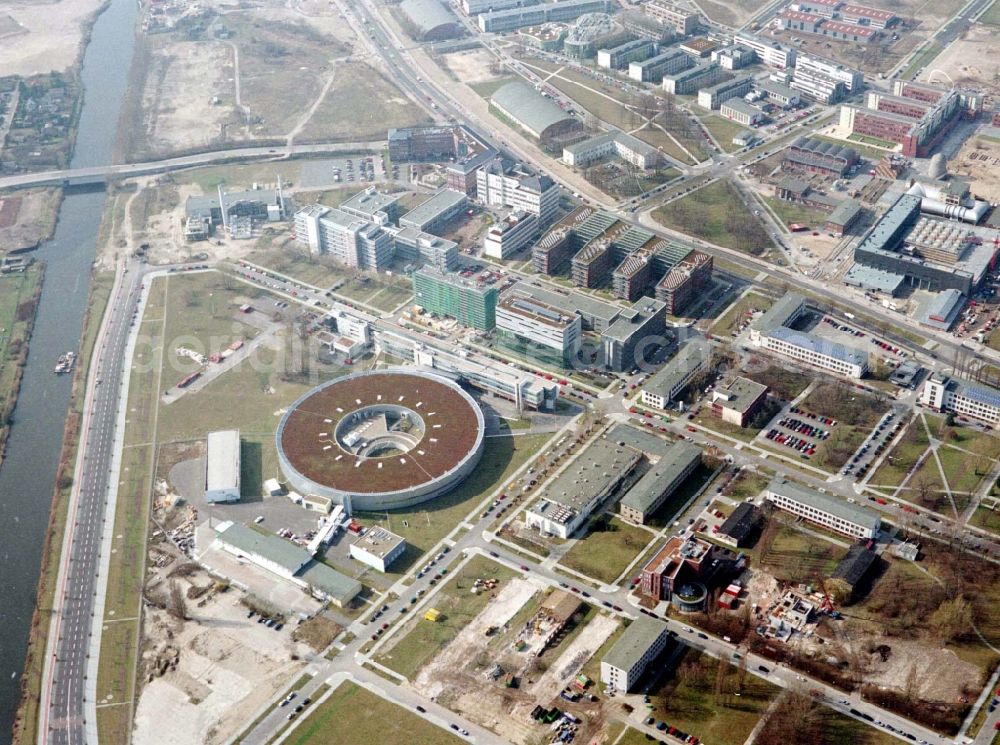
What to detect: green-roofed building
<box><xmin>600</xmin><ymin>615</ymin><xmax>670</xmax><ymax>692</ymax></box>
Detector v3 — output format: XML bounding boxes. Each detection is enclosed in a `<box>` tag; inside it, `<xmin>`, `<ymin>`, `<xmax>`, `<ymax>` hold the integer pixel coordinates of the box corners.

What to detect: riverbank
<box><xmin>11</xmin><ymin>266</ymin><xmax>115</xmax><ymax>745</ymax></box>
<box><xmin>0</xmin><ymin>265</ymin><xmax>44</xmax><ymax>469</ymax></box>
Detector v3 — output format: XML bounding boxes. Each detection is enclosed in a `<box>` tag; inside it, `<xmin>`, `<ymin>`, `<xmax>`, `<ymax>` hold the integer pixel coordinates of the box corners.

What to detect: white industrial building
<box><xmin>920</xmin><ymin>373</ymin><xmax>1000</xmax><ymax>426</ymax></box>
<box><xmin>483</xmin><ymin>211</ymin><xmax>539</xmax><ymax>259</ymax></box>
<box><xmin>734</xmin><ymin>32</ymin><xmax>796</xmax><ymax>69</ymax></box>
<box><xmin>601</xmin><ymin>615</ymin><xmax>670</xmax><ymax>692</ymax></box>
<box><xmin>349</xmin><ymin>527</ymin><xmax>407</xmax><ymax>572</ymax></box>
<box><xmin>293</xmin><ymin>204</ymin><xmax>394</xmax><ymax>271</ymax></box>
<box><xmin>562</xmin><ymin>131</ymin><xmax>660</xmax><ymax>169</ymax></box>
<box><xmin>764</xmin><ymin>478</ymin><xmax>881</xmax><ymax>539</ymax></box>
<box><xmin>476</xmin><ymin>157</ymin><xmax>560</xmax><ymax>227</ymax></box>
<box><xmin>205</xmin><ymin>429</ymin><xmax>241</xmax><ymax>503</ymax></box>
<box><xmin>721</xmin><ymin>99</ymin><xmax>765</xmax><ymax>126</ymax></box>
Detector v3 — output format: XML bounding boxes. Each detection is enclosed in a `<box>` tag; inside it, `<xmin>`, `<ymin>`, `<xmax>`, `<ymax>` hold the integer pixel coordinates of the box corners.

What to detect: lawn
<box><xmin>559</xmin><ymin>515</ymin><xmax>655</xmax><ymax>584</ymax></box>
<box><xmin>969</xmin><ymin>505</ymin><xmax>1000</xmax><ymax>535</ymax></box>
<box><xmin>284</xmin><ymin>682</ymin><xmax>464</xmax><ymax>745</ymax></box>
<box><xmin>762</xmin><ymin>196</ymin><xmax>829</xmax><ymax>230</ymax></box>
<box><xmin>374</xmin><ymin>555</ymin><xmax>516</xmax><ymax>679</ymax></box>
<box><xmin>468</xmin><ymin>77</ymin><xmax>517</xmax><ymax>98</ymax></box>
<box><xmin>756</xmin><ymin>522</ymin><xmax>844</xmax><ymax>584</ymax></box>
<box><xmin>710</xmin><ymin>292</ymin><xmax>774</xmax><ymax>338</ymax></box>
<box><xmin>647</xmin><ymin>650</ymin><xmax>781</xmax><ymax>745</ymax></box>
<box><xmin>698</xmin><ymin>114</ymin><xmax>751</xmax><ymax>153</ymax></box>
<box><xmin>744</xmin><ymin>365</ymin><xmax>812</xmax><ymax>402</ymax></box>
<box><xmin>0</xmin><ymin>266</ymin><xmax>42</xmax><ymax>456</ymax></box>
<box><xmin>652</xmin><ymin>180</ymin><xmax>776</xmax><ymax>258</ymax></box>
<box><xmin>722</xmin><ymin>468</ymin><xmax>771</xmax><ymax>502</ymax></box>
<box><xmin>869</xmin><ymin>416</ymin><xmax>929</xmax><ymax>487</ymax></box>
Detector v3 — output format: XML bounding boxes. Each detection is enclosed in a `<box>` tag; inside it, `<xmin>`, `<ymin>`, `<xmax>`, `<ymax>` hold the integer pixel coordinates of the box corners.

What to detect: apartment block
<box><xmin>697</xmin><ymin>74</ymin><xmax>753</xmax><ymax>109</ymax></box>
<box><xmin>644</xmin><ymin>0</ymin><xmax>699</xmax><ymax>34</ymax></box>
<box><xmin>629</xmin><ymin>49</ymin><xmax>693</xmax><ymax>82</ymax></box>
<box><xmin>412</xmin><ymin>266</ymin><xmax>498</xmax><ymax>331</ymax></box>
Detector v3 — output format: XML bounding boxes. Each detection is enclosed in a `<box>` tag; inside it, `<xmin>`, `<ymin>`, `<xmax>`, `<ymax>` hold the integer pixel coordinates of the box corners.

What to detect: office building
<box><xmin>697</xmin><ymin>74</ymin><xmax>753</xmax><ymax>109</ymax></box>
<box><xmin>525</xmin><ymin>436</ymin><xmax>643</xmax><ymax>538</ymax></box>
<box><xmin>734</xmin><ymin>32</ymin><xmax>796</xmax><ymax>69</ymax></box>
<box><xmin>602</xmin><ymin>297</ymin><xmax>667</xmax><ymax>372</ymax></box>
<box><xmin>562</xmin><ymin>130</ymin><xmax>660</xmax><ymax>169</ymax></box>
<box><xmin>462</xmin><ymin>0</ymin><xmax>538</xmax><ymax>13</ymax></box>
<box><xmin>654</xmin><ymin>249</ymin><xmax>713</xmax><ymax>315</ymax></box>
<box><xmin>412</xmin><ymin>266</ymin><xmax>498</xmax><ymax>330</ymax></box>
<box><xmin>765</xmin><ymin>478</ymin><xmax>881</xmax><ymax>539</ymax></box>
<box><xmin>620</xmin><ymin>441</ymin><xmax>701</xmax><ymax>524</ymax></box>
<box><xmin>795</xmin><ymin>54</ymin><xmax>863</xmax><ymax>91</ymax></box>
<box><xmin>711</xmin><ymin>44</ymin><xmax>756</xmax><ymax>70</ymax></box>
<box><xmin>758</xmin><ymin>79</ymin><xmax>801</xmax><ymax>107</ymax></box>
<box><xmin>920</xmin><ymin>373</ymin><xmax>1000</xmax><ymax>426</ymax></box>
<box><xmin>629</xmin><ymin>49</ymin><xmax>693</xmax><ymax>82</ymax></box>
<box><xmin>495</xmin><ymin>292</ymin><xmax>583</xmax><ymax>366</ymax></box>
<box><xmin>388</xmin><ymin>125</ymin><xmax>458</xmax><ymax>162</ymax></box>
<box><xmin>721</xmin><ymin>99</ymin><xmax>765</xmax><ymax>126</ymax></box>
<box><xmin>641</xmin><ymin>339</ymin><xmax>711</xmax><ymax>409</ymax></box>
<box><xmin>477</xmin><ymin>156</ymin><xmax>561</xmax><ymax>226</ymax></box>
<box><xmin>784</xmin><ymin>136</ymin><xmax>858</xmax><ymax>177</ymax></box>
<box><xmin>644</xmin><ymin>0</ymin><xmax>699</xmax><ymax>34</ymax></box>
<box><xmin>389</xmin><ymin>226</ymin><xmax>459</xmax><ymax>271</ymax></box>
<box><xmin>709</xmin><ymin>376</ymin><xmax>768</xmax><ymax>427</ymax></box>
<box><xmin>839</xmin><ymin>84</ymin><xmax>962</xmax><ymax>157</ymax></box>
<box><xmin>340</xmin><ymin>188</ymin><xmax>404</xmax><ymax>225</ymax></box>
<box><xmin>483</xmin><ymin>211</ymin><xmax>539</xmax><ymax>259</ymax></box>
<box><xmin>205</xmin><ymin>429</ymin><xmax>241</xmax><ymax>503</ymax></box>
<box><xmin>293</xmin><ymin>205</ymin><xmax>394</xmax><ymax>270</ymax></box>
<box><xmin>509</xmin><ymin>279</ymin><xmax>622</xmax><ymax>331</ymax></box>
<box><xmin>662</xmin><ymin>62</ymin><xmax>726</xmax><ymax>95</ymax></box>
<box><xmin>601</xmin><ymin>616</ymin><xmax>670</xmax><ymax>693</ymax></box>
<box><xmin>680</xmin><ymin>37</ymin><xmax>719</xmax><ymax>57</ymax></box>
<box><xmin>349</xmin><ymin>527</ymin><xmax>407</xmax><ymax>572</ymax></box>
<box><xmin>790</xmin><ymin>67</ymin><xmax>845</xmax><ymax>104</ymax></box>
<box><xmin>399</xmin><ymin>188</ymin><xmax>468</xmax><ymax>233</ymax></box>
<box><xmin>639</xmin><ymin>534</ymin><xmax>741</xmax><ymax>605</ymax></box>
<box><xmin>478</xmin><ymin>0</ymin><xmax>612</xmax><ymax>32</ymax></box>
<box><xmin>597</xmin><ymin>38</ymin><xmax>656</xmax><ymax>69</ymax></box>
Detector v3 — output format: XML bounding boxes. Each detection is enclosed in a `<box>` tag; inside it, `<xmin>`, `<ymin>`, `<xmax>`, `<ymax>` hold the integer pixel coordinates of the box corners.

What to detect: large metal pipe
<box><xmin>906</xmin><ymin>182</ymin><xmax>991</xmax><ymax>224</ymax></box>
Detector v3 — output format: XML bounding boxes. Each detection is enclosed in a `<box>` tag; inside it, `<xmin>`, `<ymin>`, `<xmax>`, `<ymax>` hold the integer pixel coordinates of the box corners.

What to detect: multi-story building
<box><xmin>629</xmin><ymin>49</ymin><xmax>693</xmax><ymax>82</ymax></box>
<box><xmin>349</xmin><ymin>527</ymin><xmax>406</xmax><ymax>572</ymax></box>
<box><xmin>839</xmin><ymin>84</ymin><xmax>962</xmax><ymax>157</ymax></box>
<box><xmin>920</xmin><ymin>373</ymin><xmax>1000</xmax><ymax>426</ymax></box>
<box><xmin>602</xmin><ymin>297</ymin><xmax>667</xmax><ymax>372</ymax></box>
<box><xmin>412</xmin><ymin>266</ymin><xmax>498</xmax><ymax>331</ymax></box>
<box><xmin>445</xmin><ymin>148</ymin><xmax>500</xmax><ymax>197</ymax></box>
<box><xmin>644</xmin><ymin>0</ymin><xmax>699</xmax><ymax>35</ymax></box>
<box><xmin>709</xmin><ymin>376</ymin><xmax>768</xmax><ymax>427</ymax></box>
<box><xmin>478</xmin><ymin>0</ymin><xmax>612</xmax><ymax>32</ymax></box>
<box><xmin>790</xmin><ymin>0</ymin><xmax>842</xmax><ymax>17</ymax></box>
<box><xmin>462</xmin><ymin>0</ymin><xmax>538</xmax><ymax>13</ymax></box>
<box><xmin>758</xmin><ymin>79</ymin><xmax>801</xmax><ymax>107</ymax></box>
<box><xmin>600</xmin><ymin>616</ymin><xmax>670</xmax><ymax>693</ymax></box>
<box><xmin>495</xmin><ymin>292</ymin><xmax>583</xmax><ymax>367</ymax></box>
<box><xmin>662</xmin><ymin>62</ymin><xmax>726</xmax><ymax>95</ymax></box>
<box><xmin>562</xmin><ymin>130</ymin><xmax>660</xmax><ymax>169</ymax></box>
<box><xmin>795</xmin><ymin>53</ymin><xmax>863</xmax><ymax>92</ymax></box>
<box><xmin>476</xmin><ymin>156</ymin><xmax>560</xmax><ymax>226</ymax></box>
<box><xmin>734</xmin><ymin>32</ymin><xmax>796</xmax><ymax>69</ymax></box>
<box><xmin>639</xmin><ymin>535</ymin><xmax>740</xmax><ymax>606</ymax></box>
<box><xmin>338</xmin><ymin>188</ymin><xmax>403</xmax><ymax>225</ymax></box>
<box><xmin>790</xmin><ymin>67</ymin><xmax>845</xmax><ymax>104</ymax></box>
<box><xmin>387</xmin><ymin>125</ymin><xmax>457</xmax><ymax>162</ymax></box>
<box><xmin>711</xmin><ymin>44</ymin><xmax>756</xmax><ymax>70</ymax></box>
<box><xmin>641</xmin><ymin>339</ymin><xmax>711</xmax><ymax>409</ymax></box>
<box><xmin>680</xmin><ymin>37</ymin><xmax>719</xmax><ymax>57</ymax></box>
<box><xmin>620</xmin><ymin>441</ymin><xmax>701</xmax><ymax>523</ymax></box>
<box><xmin>399</xmin><ymin>188</ymin><xmax>468</xmax><ymax>233</ymax></box>
<box><xmin>721</xmin><ymin>98</ymin><xmax>765</xmax><ymax>126</ymax></box>
<box><xmin>483</xmin><ymin>211</ymin><xmax>539</xmax><ymax>259</ymax></box>
<box><xmin>597</xmin><ymin>38</ymin><xmax>656</xmax><ymax>69</ymax></box>
<box><xmin>293</xmin><ymin>205</ymin><xmax>394</xmax><ymax>270</ymax></box>
<box><xmin>389</xmin><ymin>226</ymin><xmax>459</xmax><ymax>271</ymax></box>
<box><xmin>697</xmin><ymin>74</ymin><xmax>753</xmax><ymax>109</ymax></box>
<box><xmin>765</xmin><ymin>478</ymin><xmax>881</xmax><ymax>538</ymax></box>
<box><xmin>839</xmin><ymin>3</ymin><xmax>896</xmax><ymax>28</ymax></box>
<box><xmin>784</xmin><ymin>136</ymin><xmax>859</xmax><ymax>177</ymax></box>
<box><xmin>654</xmin><ymin>250</ymin><xmax>713</xmax><ymax>314</ymax></box>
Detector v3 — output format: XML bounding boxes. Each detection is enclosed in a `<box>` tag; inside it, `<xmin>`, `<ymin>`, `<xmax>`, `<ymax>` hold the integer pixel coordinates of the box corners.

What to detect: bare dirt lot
<box><xmin>0</xmin><ymin>188</ymin><xmax>60</xmax><ymax>253</ymax></box>
<box><xmin>918</xmin><ymin>26</ymin><xmax>1000</xmax><ymax>94</ymax></box>
<box><xmin>950</xmin><ymin>133</ymin><xmax>1000</xmax><ymax>205</ymax></box>
<box><xmin>132</xmin><ymin>570</ymin><xmax>310</xmax><ymax>745</ymax></box>
<box><xmin>0</xmin><ymin>0</ymin><xmax>104</xmax><ymax>78</ymax></box>
<box><xmin>442</xmin><ymin>49</ymin><xmax>505</xmax><ymax>85</ymax></box>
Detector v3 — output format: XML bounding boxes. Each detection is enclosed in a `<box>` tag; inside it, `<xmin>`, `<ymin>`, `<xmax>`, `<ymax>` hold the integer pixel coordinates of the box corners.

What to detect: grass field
<box><xmin>559</xmin><ymin>516</ymin><xmax>654</xmax><ymax>584</ymax></box>
<box><xmin>757</xmin><ymin>523</ymin><xmax>843</xmax><ymax>584</ymax></box>
<box><xmin>870</xmin><ymin>416</ymin><xmax>928</xmax><ymax>487</ymax></box>
<box><xmin>744</xmin><ymin>366</ymin><xmax>812</xmax><ymax>402</ymax></box>
<box><xmin>761</xmin><ymin>196</ymin><xmax>829</xmax><ymax>230</ymax></box>
<box><xmin>710</xmin><ymin>292</ymin><xmax>773</xmax><ymax>338</ymax></box>
<box><xmin>970</xmin><ymin>505</ymin><xmax>1000</xmax><ymax>535</ymax></box>
<box><xmin>652</xmin><ymin>180</ymin><xmax>777</xmax><ymax>258</ymax></box>
<box><xmin>284</xmin><ymin>682</ymin><xmax>464</xmax><ymax>745</ymax></box>
<box><xmin>375</xmin><ymin>555</ymin><xmax>516</xmax><ymax>679</ymax></box>
<box><xmin>648</xmin><ymin>650</ymin><xmax>780</xmax><ymax>745</ymax></box>
<box><xmin>0</xmin><ymin>267</ymin><xmax>42</xmax><ymax>454</ymax></box>
<box><xmin>698</xmin><ymin>114</ymin><xmax>750</xmax><ymax>153</ymax></box>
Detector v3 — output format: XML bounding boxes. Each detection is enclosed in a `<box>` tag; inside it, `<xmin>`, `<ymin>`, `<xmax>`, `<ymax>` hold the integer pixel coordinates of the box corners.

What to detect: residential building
<box><xmin>477</xmin><ymin>157</ymin><xmax>561</xmax><ymax>226</ymax></box>
<box><xmin>597</xmin><ymin>38</ymin><xmax>656</xmax><ymax>69</ymax></box>
<box><xmin>205</xmin><ymin>429</ymin><xmax>240</xmax><ymax>503</ymax></box>
<box><xmin>399</xmin><ymin>188</ymin><xmax>468</xmax><ymax>233</ymax></box>
<box><xmin>709</xmin><ymin>376</ymin><xmax>768</xmax><ymax>426</ymax></box>
<box><xmin>483</xmin><ymin>211</ymin><xmax>539</xmax><ymax>259</ymax></box>
<box><xmin>716</xmin><ymin>503</ymin><xmax>761</xmax><ymax>548</ymax></box>
<box><xmin>495</xmin><ymin>292</ymin><xmax>583</xmax><ymax>366</ymax></box>
<box><xmin>619</xmin><ymin>441</ymin><xmax>701</xmax><ymax>523</ymax></box>
<box><xmin>641</xmin><ymin>339</ymin><xmax>711</xmax><ymax>409</ymax></box>
<box><xmin>563</xmin><ymin>130</ymin><xmax>660</xmax><ymax>169</ymax></box>
<box><xmin>644</xmin><ymin>0</ymin><xmax>699</xmax><ymax>34</ymax></box>
<box><xmin>293</xmin><ymin>205</ymin><xmax>394</xmax><ymax>270</ymax></box>
<box><xmin>349</xmin><ymin>527</ymin><xmax>407</xmax><ymax>572</ymax></box>
<box><xmin>697</xmin><ymin>75</ymin><xmax>753</xmax><ymax>110</ymax></box>
<box><xmin>920</xmin><ymin>373</ymin><xmax>1000</xmax><ymax>426</ymax></box>
<box><xmin>734</xmin><ymin>32</ymin><xmax>796</xmax><ymax>69</ymax></box>
<box><xmin>764</xmin><ymin>478</ymin><xmax>881</xmax><ymax>538</ymax></box>
<box><xmin>601</xmin><ymin>616</ymin><xmax>670</xmax><ymax>692</ymax></box>
<box><xmin>629</xmin><ymin>49</ymin><xmax>693</xmax><ymax>82</ymax></box>
<box><xmin>412</xmin><ymin>266</ymin><xmax>498</xmax><ymax>330</ymax></box>
<box><xmin>721</xmin><ymin>98</ymin><xmax>765</xmax><ymax>126</ymax></box>
<box><xmin>525</xmin><ymin>436</ymin><xmax>643</xmax><ymax>538</ymax></box>
<box><xmin>602</xmin><ymin>297</ymin><xmax>667</xmax><ymax>372</ymax></box>
<box><xmin>478</xmin><ymin>0</ymin><xmax>612</xmax><ymax>32</ymax></box>
<box><xmin>662</xmin><ymin>62</ymin><xmax>726</xmax><ymax>95</ymax></box>
<box><xmin>839</xmin><ymin>84</ymin><xmax>962</xmax><ymax>157</ymax></box>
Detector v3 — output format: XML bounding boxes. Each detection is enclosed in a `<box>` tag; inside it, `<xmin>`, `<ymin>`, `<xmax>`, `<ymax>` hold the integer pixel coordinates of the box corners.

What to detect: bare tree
<box><xmin>168</xmin><ymin>580</ymin><xmax>188</xmax><ymax>621</ymax></box>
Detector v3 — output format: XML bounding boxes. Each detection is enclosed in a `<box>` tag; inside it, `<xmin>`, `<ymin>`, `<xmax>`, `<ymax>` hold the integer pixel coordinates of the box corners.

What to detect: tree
<box><xmin>928</xmin><ymin>596</ymin><xmax>972</xmax><ymax>642</ymax></box>
<box><xmin>168</xmin><ymin>580</ymin><xmax>188</xmax><ymax>621</ymax></box>
<box><xmin>713</xmin><ymin>655</ymin><xmax>728</xmax><ymax>704</ymax></box>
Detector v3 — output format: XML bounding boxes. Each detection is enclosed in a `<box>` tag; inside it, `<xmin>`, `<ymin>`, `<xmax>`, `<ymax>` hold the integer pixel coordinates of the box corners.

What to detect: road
<box><xmin>0</xmin><ymin>140</ymin><xmax>384</xmax><ymax>192</ymax></box>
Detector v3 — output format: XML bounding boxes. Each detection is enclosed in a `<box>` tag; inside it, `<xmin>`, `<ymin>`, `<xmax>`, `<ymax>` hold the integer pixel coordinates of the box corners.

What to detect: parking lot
<box><xmin>762</xmin><ymin>403</ymin><xmax>837</xmax><ymax>461</ymax></box>
<box><xmin>843</xmin><ymin>408</ymin><xmax>905</xmax><ymax>479</ymax></box>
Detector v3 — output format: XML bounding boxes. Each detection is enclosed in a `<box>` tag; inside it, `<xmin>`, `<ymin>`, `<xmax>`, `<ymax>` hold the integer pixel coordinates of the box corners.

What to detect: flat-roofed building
<box><xmin>388</xmin><ymin>125</ymin><xmax>458</xmax><ymax>162</ymax></box>
<box><xmin>563</xmin><ymin>130</ymin><xmax>660</xmax><ymax>169</ymax></box>
<box><xmin>662</xmin><ymin>61</ymin><xmax>726</xmax><ymax>95</ymax></box>
<box><xmin>601</xmin><ymin>615</ymin><xmax>670</xmax><ymax>692</ymax></box>
<box><xmin>629</xmin><ymin>49</ymin><xmax>693</xmax><ymax>82</ymax></box>
<box><xmin>764</xmin><ymin>477</ymin><xmax>881</xmax><ymax>538</ymax></box>
<box><xmin>758</xmin><ymin>326</ymin><xmax>869</xmax><ymax>378</ymax></box>
<box><xmin>478</xmin><ymin>0</ymin><xmax>612</xmax><ymax>32</ymax></box>
<box><xmin>920</xmin><ymin>372</ymin><xmax>1000</xmax><ymax>426</ymax></box>
<box><xmin>709</xmin><ymin>376</ymin><xmax>768</xmax><ymax>426</ymax></box>
<box><xmin>790</xmin><ymin>67</ymin><xmax>845</xmax><ymax>104</ymax></box>
<box><xmin>721</xmin><ymin>98</ymin><xmax>765</xmax><ymax>126</ymax></box>
<box><xmin>525</xmin><ymin>436</ymin><xmax>643</xmax><ymax>538</ymax></box>
<box><xmin>510</xmin><ymin>280</ymin><xmax>622</xmax><ymax>331</ymax></box>
<box><xmin>496</xmin><ymin>292</ymin><xmax>583</xmax><ymax>366</ymax></box>
<box><xmin>340</xmin><ymin>188</ymin><xmax>404</xmax><ymax>225</ymax></box>
<box><xmin>412</xmin><ymin>266</ymin><xmax>498</xmax><ymax>330</ymax></box>
<box><xmin>349</xmin><ymin>527</ymin><xmax>407</xmax><ymax>572</ymax></box>
<box><xmin>735</xmin><ymin>32</ymin><xmax>796</xmax><ymax>69</ymax></box>
<box><xmin>748</xmin><ymin>291</ymin><xmax>806</xmax><ymax>343</ymax></box>
<box><xmin>477</xmin><ymin>157</ymin><xmax>561</xmax><ymax>226</ymax></box>
<box><xmin>602</xmin><ymin>297</ymin><xmax>667</xmax><ymax>372</ymax></box>
<box><xmin>484</xmin><ymin>210</ymin><xmax>539</xmax><ymax>259</ymax></box>
<box><xmin>620</xmin><ymin>441</ymin><xmax>701</xmax><ymax>524</ymax></box>
<box><xmin>823</xmin><ymin>199</ymin><xmax>864</xmax><ymax>236</ymax></box>
<box><xmin>644</xmin><ymin>0</ymin><xmax>699</xmax><ymax>34</ymax></box>
<box><xmin>711</xmin><ymin>44</ymin><xmax>756</xmax><ymax>70</ymax></box>
<box><xmin>389</xmin><ymin>225</ymin><xmax>459</xmax><ymax>271</ymax></box>
<box><xmin>639</xmin><ymin>535</ymin><xmax>740</xmax><ymax>605</ymax></box>
<box><xmin>717</xmin><ymin>502</ymin><xmax>761</xmax><ymax>548</ymax></box>
<box><xmin>462</xmin><ymin>0</ymin><xmax>538</xmax><ymax>14</ymax></box>
<box><xmin>206</xmin><ymin>429</ymin><xmax>241</xmax><ymax>503</ymax></box>
<box><xmin>697</xmin><ymin>74</ymin><xmax>753</xmax><ymax>110</ymax></box>
<box><xmin>293</xmin><ymin>205</ymin><xmax>394</xmax><ymax>270</ymax></box>
<box><xmin>795</xmin><ymin>54</ymin><xmax>863</xmax><ymax>91</ymax></box>
<box><xmin>597</xmin><ymin>38</ymin><xmax>656</xmax><ymax>69</ymax></box>
<box><xmin>680</xmin><ymin>37</ymin><xmax>718</xmax><ymax>57</ymax></box>
<box><xmin>641</xmin><ymin>338</ymin><xmax>711</xmax><ymax>410</ymax></box>
<box><xmin>758</xmin><ymin>79</ymin><xmax>801</xmax><ymax>107</ymax></box>
<box><xmin>399</xmin><ymin>188</ymin><xmax>468</xmax><ymax>233</ymax></box>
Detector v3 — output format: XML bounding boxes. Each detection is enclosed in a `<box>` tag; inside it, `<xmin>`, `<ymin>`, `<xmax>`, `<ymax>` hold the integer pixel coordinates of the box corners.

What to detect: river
<box><xmin>0</xmin><ymin>0</ymin><xmax>138</xmax><ymax>739</ymax></box>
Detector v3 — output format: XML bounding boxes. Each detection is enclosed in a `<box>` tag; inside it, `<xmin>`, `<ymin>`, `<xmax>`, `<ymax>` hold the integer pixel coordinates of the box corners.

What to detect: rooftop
<box><xmin>750</xmin><ymin>291</ymin><xmax>805</xmax><ymax>333</ymax></box>
<box><xmin>297</xmin><ymin>560</ymin><xmax>363</xmax><ymax>603</ymax></box>
<box><xmin>510</xmin><ymin>280</ymin><xmax>622</xmax><ymax>324</ymax></box>
<box><xmin>352</xmin><ymin>526</ymin><xmax>406</xmax><ymax>559</ymax></box>
<box><xmin>831</xmin><ymin>542</ymin><xmax>878</xmax><ymax>587</ymax></box>
<box><xmin>602</xmin><ymin>614</ymin><xmax>669</xmax><ymax>672</ymax></box>
<box><xmin>825</xmin><ymin>199</ymin><xmax>863</xmax><ymax>227</ymax></box>
<box><xmin>718</xmin><ymin>502</ymin><xmax>760</xmax><ymax>543</ymax></box>
<box><xmin>490</xmin><ymin>81</ymin><xmax>578</xmax><ymax>138</ymax></box>
<box><xmin>340</xmin><ymin>189</ymin><xmax>402</xmax><ymax>219</ymax></box>
<box><xmin>763</xmin><ymin>326</ymin><xmax>869</xmax><ymax>367</ymax></box>
<box><xmin>400</xmin><ymin>0</ymin><xmax>458</xmax><ymax>33</ymax></box>
<box><xmin>602</xmin><ymin>297</ymin><xmax>667</xmax><ymax>343</ymax></box>
<box><xmin>711</xmin><ymin>376</ymin><xmax>768</xmax><ymax>413</ymax></box>
<box><xmin>644</xmin><ymin>339</ymin><xmax>710</xmax><ymax>400</ymax></box>
<box><xmin>499</xmin><ymin>293</ymin><xmax>579</xmax><ymax>329</ymax></box>
<box><xmin>206</xmin><ymin>429</ymin><xmax>240</xmax><ymax>492</ymax></box>
<box><xmin>399</xmin><ymin>188</ymin><xmax>467</xmax><ymax>230</ymax></box>
<box><xmin>620</xmin><ymin>441</ymin><xmax>701</xmax><ymax>514</ymax></box>
<box><xmin>766</xmin><ymin>477</ymin><xmax>880</xmax><ymax>529</ymax></box>
<box><xmin>216</xmin><ymin>522</ymin><xmax>310</xmax><ymax>575</ymax></box>
<box><xmin>538</xmin><ymin>436</ymin><xmax>642</xmax><ymax>514</ymax></box>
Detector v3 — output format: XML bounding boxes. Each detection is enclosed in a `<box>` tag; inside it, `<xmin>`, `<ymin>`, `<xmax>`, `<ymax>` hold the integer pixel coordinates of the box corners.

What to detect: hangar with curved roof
<box><xmin>490</xmin><ymin>81</ymin><xmax>583</xmax><ymax>142</ymax></box>
<box><xmin>276</xmin><ymin>370</ymin><xmax>485</xmax><ymax>511</ymax></box>
<box><xmin>401</xmin><ymin>0</ymin><xmax>463</xmax><ymax>41</ymax></box>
